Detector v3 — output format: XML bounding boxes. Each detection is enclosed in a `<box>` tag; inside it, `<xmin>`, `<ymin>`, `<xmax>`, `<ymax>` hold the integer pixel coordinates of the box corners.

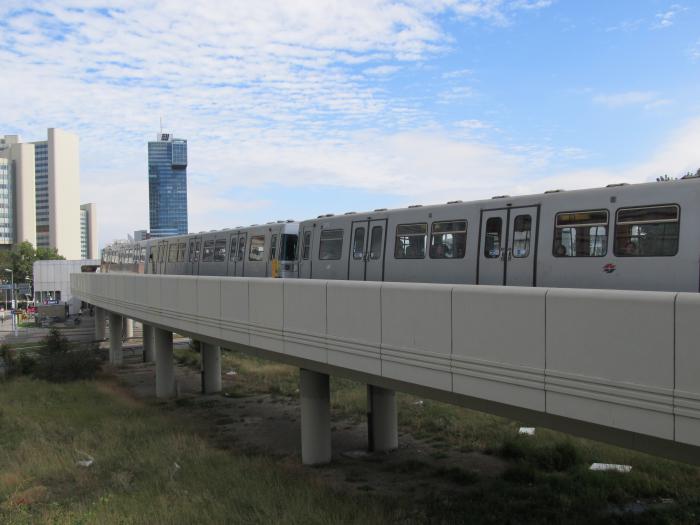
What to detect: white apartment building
<box><xmin>0</xmin><ymin>129</ymin><xmax>95</xmax><ymax>259</ymax></box>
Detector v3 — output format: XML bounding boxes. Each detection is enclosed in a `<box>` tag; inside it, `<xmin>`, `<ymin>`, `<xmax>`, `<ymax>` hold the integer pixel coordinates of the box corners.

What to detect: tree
<box><xmin>0</xmin><ymin>242</ymin><xmax>65</xmax><ymax>284</ymax></box>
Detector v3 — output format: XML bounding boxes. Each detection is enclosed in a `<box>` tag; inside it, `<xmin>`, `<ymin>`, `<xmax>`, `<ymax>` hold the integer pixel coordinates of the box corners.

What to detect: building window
<box><xmin>395</xmin><ymin>223</ymin><xmax>426</xmax><ymax>259</ymax></box>
<box><xmin>249</xmin><ymin>235</ymin><xmax>265</xmax><ymax>261</ymax></box>
<box><xmin>554</xmin><ymin>210</ymin><xmax>608</xmax><ymax>257</ymax></box>
<box><xmin>614</xmin><ymin>205</ymin><xmax>680</xmax><ymax>257</ymax></box>
<box><xmin>430</xmin><ymin>220</ymin><xmax>466</xmax><ymax>259</ymax></box>
<box><xmin>319</xmin><ymin>229</ymin><xmax>343</xmax><ymax>260</ymax></box>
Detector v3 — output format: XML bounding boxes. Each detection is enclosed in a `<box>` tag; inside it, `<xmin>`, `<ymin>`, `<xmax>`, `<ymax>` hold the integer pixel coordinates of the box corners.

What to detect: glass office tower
<box><xmin>148</xmin><ymin>133</ymin><xmax>188</xmax><ymax>237</ymax></box>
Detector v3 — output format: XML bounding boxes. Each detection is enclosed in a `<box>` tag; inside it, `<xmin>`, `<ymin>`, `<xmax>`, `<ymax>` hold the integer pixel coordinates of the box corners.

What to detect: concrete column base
<box><xmin>367</xmin><ymin>385</ymin><xmax>398</xmax><ymax>452</ymax></box>
<box><xmin>94</xmin><ymin>307</ymin><xmax>106</xmax><ymax>341</ymax></box>
<box><xmin>142</xmin><ymin>324</ymin><xmax>155</xmax><ymax>363</ymax></box>
<box><xmin>201</xmin><ymin>342</ymin><xmax>222</xmax><ymax>394</ymax></box>
<box><xmin>154</xmin><ymin>328</ymin><xmax>175</xmax><ymax>399</ymax></box>
<box><xmin>108</xmin><ymin>313</ymin><xmax>123</xmax><ymax>366</ymax></box>
<box><xmin>124</xmin><ymin>318</ymin><xmax>134</xmax><ymax>340</ymax></box>
<box><xmin>300</xmin><ymin>369</ymin><xmax>331</xmax><ymax>465</ymax></box>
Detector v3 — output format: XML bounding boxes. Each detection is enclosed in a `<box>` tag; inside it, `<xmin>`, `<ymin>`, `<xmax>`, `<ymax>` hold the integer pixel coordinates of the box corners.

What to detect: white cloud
<box><xmin>442</xmin><ymin>68</ymin><xmax>473</xmax><ymax>79</ymax></box>
<box><xmin>690</xmin><ymin>39</ymin><xmax>700</xmax><ymax>61</ymax></box>
<box><xmin>653</xmin><ymin>4</ymin><xmax>686</xmax><ymax>29</ymax></box>
<box><xmin>592</xmin><ymin>91</ymin><xmax>670</xmax><ymax>109</ymax></box>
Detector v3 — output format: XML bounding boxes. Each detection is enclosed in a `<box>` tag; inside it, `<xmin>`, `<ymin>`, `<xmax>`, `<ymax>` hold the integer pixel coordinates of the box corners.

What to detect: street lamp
<box><xmin>4</xmin><ymin>269</ymin><xmax>14</xmax><ymax>333</ymax></box>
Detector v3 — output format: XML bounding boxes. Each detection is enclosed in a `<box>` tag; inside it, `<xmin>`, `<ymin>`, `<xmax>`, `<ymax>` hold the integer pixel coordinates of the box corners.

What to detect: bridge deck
<box><xmin>71</xmin><ymin>273</ymin><xmax>700</xmax><ymax>464</ymax></box>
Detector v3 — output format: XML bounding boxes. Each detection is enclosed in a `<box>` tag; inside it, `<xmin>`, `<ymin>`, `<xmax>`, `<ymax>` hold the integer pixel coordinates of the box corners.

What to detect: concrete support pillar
<box><xmin>300</xmin><ymin>369</ymin><xmax>331</xmax><ymax>465</ymax></box>
<box><xmin>367</xmin><ymin>385</ymin><xmax>398</xmax><ymax>452</ymax></box>
<box><xmin>201</xmin><ymin>342</ymin><xmax>222</xmax><ymax>394</ymax></box>
<box><xmin>108</xmin><ymin>313</ymin><xmax>123</xmax><ymax>366</ymax></box>
<box><xmin>94</xmin><ymin>307</ymin><xmax>106</xmax><ymax>341</ymax></box>
<box><xmin>142</xmin><ymin>324</ymin><xmax>155</xmax><ymax>363</ymax></box>
<box><xmin>124</xmin><ymin>318</ymin><xmax>134</xmax><ymax>339</ymax></box>
<box><xmin>154</xmin><ymin>328</ymin><xmax>175</xmax><ymax>399</ymax></box>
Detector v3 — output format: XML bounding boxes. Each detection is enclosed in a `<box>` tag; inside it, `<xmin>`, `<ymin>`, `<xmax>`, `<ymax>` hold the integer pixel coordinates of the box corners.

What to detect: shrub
<box><xmin>31</xmin><ymin>328</ymin><xmax>101</xmax><ymax>382</ymax></box>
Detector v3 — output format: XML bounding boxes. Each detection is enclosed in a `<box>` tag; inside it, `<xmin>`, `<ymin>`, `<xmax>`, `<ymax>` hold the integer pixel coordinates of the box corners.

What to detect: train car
<box><xmin>102</xmin><ymin>177</ymin><xmax>700</xmax><ymax>293</ymax></box>
<box><xmin>133</xmin><ymin>221</ymin><xmax>300</xmax><ymax>278</ymax></box>
<box><xmin>297</xmin><ymin>178</ymin><xmax>700</xmax><ymax>292</ymax></box>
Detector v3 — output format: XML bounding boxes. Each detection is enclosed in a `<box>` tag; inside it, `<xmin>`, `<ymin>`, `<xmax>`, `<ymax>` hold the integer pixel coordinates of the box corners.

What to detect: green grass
<box><xmin>0</xmin><ymin>378</ymin><xmax>396</xmax><ymax>524</ymax></box>
<box><xmin>173</xmin><ymin>347</ymin><xmax>700</xmax><ymax>524</ymax></box>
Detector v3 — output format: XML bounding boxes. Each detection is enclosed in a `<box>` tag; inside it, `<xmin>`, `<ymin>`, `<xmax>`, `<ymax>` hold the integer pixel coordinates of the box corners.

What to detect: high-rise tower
<box><xmin>148</xmin><ymin>132</ymin><xmax>188</xmax><ymax>237</ymax></box>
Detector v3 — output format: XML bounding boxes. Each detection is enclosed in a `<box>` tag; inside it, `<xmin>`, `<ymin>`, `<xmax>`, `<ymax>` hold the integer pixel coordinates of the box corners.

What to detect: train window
<box><xmin>554</xmin><ymin>210</ymin><xmax>608</xmax><ymax>257</ymax></box>
<box><xmin>484</xmin><ymin>218</ymin><xmax>502</xmax><ymax>259</ymax></box>
<box><xmin>302</xmin><ymin>231</ymin><xmax>311</xmax><ymax>260</ymax></box>
<box><xmin>395</xmin><ymin>223</ymin><xmax>426</xmax><ymax>259</ymax></box>
<box><xmin>281</xmin><ymin>234</ymin><xmax>298</xmax><ymax>261</ymax></box>
<box><xmin>188</xmin><ymin>241</ymin><xmax>195</xmax><ymax>262</ymax></box>
<box><xmin>430</xmin><ymin>220</ymin><xmax>466</xmax><ymax>259</ymax></box>
<box><xmin>369</xmin><ymin>226</ymin><xmax>383</xmax><ymax>260</ymax></box>
<box><xmin>229</xmin><ymin>236</ymin><xmax>238</xmax><ymax>261</ymax></box>
<box><xmin>178</xmin><ymin>242</ymin><xmax>186</xmax><ymax>262</ymax></box>
<box><xmin>614</xmin><ymin>205</ymin><xmax>680</xmax><ymax>257</ymax></box>
<box><xmin>512</xmin><ymin>215</ymin><xmax>531</xmax><ymax>258</ymax></box>
<box><xmin>214</xmin><ymin>239</ymin><xmax>227</xmax><ymax>262</ymax></box>
<box><xmin>202</xmin><ymin>240</ymin><xmax>215</xmax><ymax>262</ymax></box>
<box><xmin>353</xmin><ymin>228</ymin><xmax>365</xmax><ymax>260</ymax></box>
<box><xmin>194</xmin><ymin>240</ymin><xmax>201</xmax><ymax>262</ymax></box>
<box><xmin>141</xmin><ymin>248</ymin><xmax>146</xmax><ymax>263</ymax></box>
<box><xmin>168</xmin><ymin>244</ymin><xmax>178</xmax><ymax>263</ymax></box>
<box><xmin>236</xmin><ymin>236</ymin><xmax>246</xmax><ymax>261</ymax></box>
<box><xmin>319</xmin><ymin>229</ymin><xmax>344</xmax><ymax>260</ymax></box>
<box><xmin>270</xmin><ymin>234</ymin><xmax>278</xmax><ymax>261</ymax></box>
<box><xmin>249</xmin><ymin>235</ymin><xmax>265</xmax><ymax>261</ymax></box>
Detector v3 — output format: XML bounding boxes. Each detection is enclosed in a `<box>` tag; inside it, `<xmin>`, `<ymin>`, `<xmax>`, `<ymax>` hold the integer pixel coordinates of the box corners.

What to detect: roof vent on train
<box><xmin>374</xmin><ymin>208</ymin><xmax>388</xmax><ymax>211</ymax></box>
<box><xmin>408</xmin><ymin>204</ymin><xmax>422</xmax><ymax>208</ymax></box>
<box><xmin>286</xmin><ymin>219</ymin><xmax>295</xmax><ymax>223</ymax></box>
<box><xmin>606</xmin><ymin>183</ymin><xmax>629</xmax><ymax>188</ymax></box>
<box><xmin>324</xmin><ymin>214</ymin><xmax>335</xmax><ymax>217</ymax></box>
<box><xmin>276</xmin><ymin>220</ymin><xmax>285</xmax><ymax>223</ymax></box>
<box><xmin>266</xmin><ymin>221</ymin><xmax>274</xmax><ymax>224</ymax></box>
<box><xmin>344</xmin><ymin>211</ymin><xmax>356</xmax><ymax>215</ymax></box>
<box><xmin>491</xmin><ymin>195</ymin><xmax>511</xmax><ymax>199</ymax></box>
<box><xmin>544</xmin><ymin>189</ymin><xmax>565</xmax><ymax>194</ymax></box>
<box><xmin>447</xmin><ymin>200</ymin><xmax>463</xmax><ymax>204</ymax></box>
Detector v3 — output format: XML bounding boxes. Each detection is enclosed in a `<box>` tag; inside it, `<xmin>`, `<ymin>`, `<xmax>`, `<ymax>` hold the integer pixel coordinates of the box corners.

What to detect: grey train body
<box><xmin>102</xmin><ymin>179</ymin><xmax>700</xmax><ymax>293</ymax></box>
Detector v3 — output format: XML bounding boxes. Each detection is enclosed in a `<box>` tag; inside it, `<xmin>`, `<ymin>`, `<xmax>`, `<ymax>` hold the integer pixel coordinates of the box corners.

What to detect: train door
<box><xmin>190</xmin><ymin>236</ymin><xmax>202</xmax><ymax>275</ymax></box>
<box><xmin>505</xmin><ymin>207</ymin><xmax>538</xmax><ymax>286</ymax></box>
<box><xmin>234</xmin><ymin>232</ymin><xmax>247</xmax><ymax>276</ymax></box>
<box><xmin>478</xmin><ymin>206</ymin><xmax>539</xmax><ymax>286</ymax></box>
<box><xmin>226</xmin><ymin>233</ymin><xmax>238</xmax><ymax>276</ymax></box>
<box><xmin>158</xmin><ymin>241</ymin><xmax>169</xmax><ymax>274</ymax></box>
<box><xmin>348</xmin><ymin>220</ymin><xmax>387</xmax><ymax>281</ymax></box>
<box><xmin>298</xmin><ymin>225</ymin><xmax>314</xmax><ymax>278</ymax></box>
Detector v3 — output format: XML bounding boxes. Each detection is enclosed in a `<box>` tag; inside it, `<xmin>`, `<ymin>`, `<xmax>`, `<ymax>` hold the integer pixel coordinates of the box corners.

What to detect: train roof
<box><xmin>301</xmin><ymin>176</ymin><xmax>700</xmax><ymax>222</ymax></box>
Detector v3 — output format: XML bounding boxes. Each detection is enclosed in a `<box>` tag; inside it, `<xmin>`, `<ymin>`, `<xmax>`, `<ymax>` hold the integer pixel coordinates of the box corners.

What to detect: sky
<box><xmin>2</xmin><ymin>1</ymin><xmax>700</xmax><ymax>247</ymax></box>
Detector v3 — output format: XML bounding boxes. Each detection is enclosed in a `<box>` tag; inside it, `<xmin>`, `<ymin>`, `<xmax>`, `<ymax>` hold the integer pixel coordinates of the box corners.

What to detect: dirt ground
<box><xmin>108</xmin><ymin>349</ymin><xmax>508</xmax><ymax>503</ymax></box>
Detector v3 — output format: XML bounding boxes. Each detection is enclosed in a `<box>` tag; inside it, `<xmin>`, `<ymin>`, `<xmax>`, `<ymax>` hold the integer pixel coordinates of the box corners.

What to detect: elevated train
<box><xmin>102</xmin><ymin>178</ymin><xmax>700</xmax><ymax>293</ymax></box>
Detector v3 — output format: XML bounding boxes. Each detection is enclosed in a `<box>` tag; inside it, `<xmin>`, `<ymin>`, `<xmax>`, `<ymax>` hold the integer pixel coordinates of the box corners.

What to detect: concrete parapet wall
<box><xmin>71</xmin><ymin>273</ymin><xmax>700</xmax><ymax>460</ymax></box>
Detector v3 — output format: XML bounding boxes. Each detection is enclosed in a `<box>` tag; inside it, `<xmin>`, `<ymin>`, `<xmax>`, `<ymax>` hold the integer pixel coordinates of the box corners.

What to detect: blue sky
<box><xmin>1</xmin><ymin>1</ymin><xmax>699</xmax><ymax>246</ymax></box>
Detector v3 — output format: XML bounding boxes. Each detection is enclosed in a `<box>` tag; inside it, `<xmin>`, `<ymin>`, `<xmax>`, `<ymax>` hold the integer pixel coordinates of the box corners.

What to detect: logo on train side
<box><xmin>602</xmin><ymin>263</ymin><xmax>616</xmax><ymax>274</ymax></box>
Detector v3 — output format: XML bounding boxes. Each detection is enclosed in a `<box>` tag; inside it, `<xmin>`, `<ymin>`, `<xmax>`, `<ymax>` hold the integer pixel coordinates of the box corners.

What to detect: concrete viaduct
<box><xmin>72</xmin><ymin>272</ymin><xmax>700</xmax><ymax>465</ymax></box>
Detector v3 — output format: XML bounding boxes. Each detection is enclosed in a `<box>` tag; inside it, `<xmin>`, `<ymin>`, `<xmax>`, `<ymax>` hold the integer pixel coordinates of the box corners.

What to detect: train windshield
<box><xmin>280</xmin><ymin>234</ymin><xmax>298</xmax><ymax>261</ymax></box>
